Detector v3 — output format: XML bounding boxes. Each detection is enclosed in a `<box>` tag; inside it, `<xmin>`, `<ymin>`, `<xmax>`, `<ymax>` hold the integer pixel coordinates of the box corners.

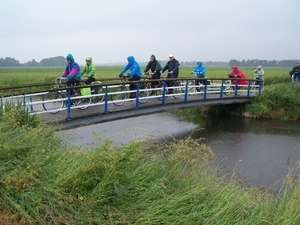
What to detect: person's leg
<box><xmin>151</xmin><ymin>73</ymin><xmax>159</xmax><ymax>94</ymax></box>
<box><xmin>195</xmin><ymin>79</ymin><xmax>200</xmax><ymax>91</ymax></box>
<box><xmin>295</xmin><ymin>74</ymin><xmax>299</xmax><ymax>84</ymax></box>
<box><xmin>128</xmin><ymin>75</ymin><xmax>141</xmax><ymax>98</ymax></box>
<box><xmin>85</xmin><ymin>77</ymin><xmax>95</xmax><ymax>85</ymax></box>
<box><xmin>66</xmin><ymin>77</ymin><xmax>79</xmax><ymax>95</ymax></box>
<box><xmin>166</xmin><ymin>73</ymin><xmax>174</xmax><ymax>93</ymax></box>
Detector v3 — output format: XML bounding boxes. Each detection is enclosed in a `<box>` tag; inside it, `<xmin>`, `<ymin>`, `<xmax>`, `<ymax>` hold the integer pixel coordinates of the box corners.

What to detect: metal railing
<box><xmin>1</xmin><ymin>77</ymin><xmax>263</xmax><ymax>120</ymax></box>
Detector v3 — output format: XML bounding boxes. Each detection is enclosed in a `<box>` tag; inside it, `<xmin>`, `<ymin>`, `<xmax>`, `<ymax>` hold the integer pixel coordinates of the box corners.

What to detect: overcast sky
<box><xmin>1</xmin><ymin>0</ymin><xmax>299</xmax><ymax>64</ymax></box>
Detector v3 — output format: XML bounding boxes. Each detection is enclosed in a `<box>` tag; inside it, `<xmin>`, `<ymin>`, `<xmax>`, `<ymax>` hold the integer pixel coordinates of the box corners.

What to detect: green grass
<box><xmin>0</xmin><ymin>66</ymin><xmax>291</xmax><ymax>86</ymax></box>
<box><xmin>0</xmin><ymin>104</ymin><xmax>300</xmax><ymax>224</ymax></box>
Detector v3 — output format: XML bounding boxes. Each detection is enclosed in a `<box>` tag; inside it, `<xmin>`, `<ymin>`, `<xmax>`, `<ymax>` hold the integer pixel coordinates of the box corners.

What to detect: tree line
<box><xmin>228</xmin><ymin>59</ymin><xmax>299</xmax><ymax>68</ymax></box>
<box><xmin>0</xmin><ymin>56</ymin><xmax>298</xmax><ymax>67</ymax></box>
<box><xmin>0</xmin><ymin>56</ymin><xmax>66</xmax><ymax>67</ymax></box>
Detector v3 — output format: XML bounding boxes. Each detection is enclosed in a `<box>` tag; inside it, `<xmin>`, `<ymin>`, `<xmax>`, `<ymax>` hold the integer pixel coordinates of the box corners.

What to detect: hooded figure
<box><xmin>254</xmin><ymin>65</ymin><xmax>264</xmax><ymax>77</ymax></box>
<box><xmin>143</xmin><ymin>54</ymin><xmax>162</xmax><ymax>93</ymax></box>
<box><xmin>229</xmin><ymin>65</ymin><xmax>248</xmax><ymax>86</ymax></box>
<box><xmin>144</xmin><ymin>54</ymin><xmax>162</xmax><ymax>81</ymax></box>
<box><xmin>192</xmin><ymin>61</ymin><xmax>206</xmax><ymax>78</ymax></box>
<box><xmin>62</xmin><ymin>54</ymin><xmax>81</xmax><ymax>82</ymax></box>
<box><xmin>119</xmin><ymin>56</ymin><xmax>142</xmax><ymax>98</ymax></box>
<box><xmin>120</xmin><ymin>56</ymin><xmax>142</xmax><ymax>77</ymax></box>
<box><xmin>81</xmin><ymin>56</ymin><xmax>96</xmax><ymax>84</ymax></box>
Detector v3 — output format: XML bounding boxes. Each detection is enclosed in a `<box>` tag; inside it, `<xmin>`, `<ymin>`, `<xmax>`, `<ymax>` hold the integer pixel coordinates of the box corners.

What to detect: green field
<box><xmin>0</xmin><ymin>66</ymin><xmax>291</xmax><ymax>87</ymax></box>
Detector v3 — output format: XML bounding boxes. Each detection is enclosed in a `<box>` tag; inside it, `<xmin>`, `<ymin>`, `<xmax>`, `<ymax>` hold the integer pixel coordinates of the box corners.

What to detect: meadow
<box><xmin>0</xmin><ymin>66</ymin><xmax>291</xmax><ymax>87</ymax></box>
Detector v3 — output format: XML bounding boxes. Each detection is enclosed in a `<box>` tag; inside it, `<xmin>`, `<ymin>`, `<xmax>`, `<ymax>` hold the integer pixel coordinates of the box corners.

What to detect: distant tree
<box><xmin>39</xmin><ymin>56</ymin><xmax>66</xmax><ymax>66</ymax></box>
<box><xmin>24</xmin><ymin>59</ymin><xmax>39</xmax><ymax>66</ymax></box>
<box><xmin>0</xmin><ymin>57</ymin><xmax>21</xmax><ymax>67</ymax></box>
<box><xmin>229</xmin><ymin>59</ymin><xmax>239</xmax><ymax>67</ymax></box>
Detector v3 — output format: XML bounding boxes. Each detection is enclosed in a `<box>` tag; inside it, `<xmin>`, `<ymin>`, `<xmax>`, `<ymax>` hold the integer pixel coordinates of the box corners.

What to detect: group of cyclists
<box><xmin>60</xmin><ymin>53</ymin><xmax>267</xmax><ymax>98</ymax></box>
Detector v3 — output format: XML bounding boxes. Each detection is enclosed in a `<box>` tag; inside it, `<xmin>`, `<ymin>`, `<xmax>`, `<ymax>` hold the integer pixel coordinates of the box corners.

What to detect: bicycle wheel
<box><xmin>111</xmin><ymin>86</ymin><xmax>126</xmax><ymax>106</ymax></box>
<box><xmin>138</xmin><ymin>83</ymin><xmax>150</xmax><ymax>104</ymax></box>
<box><xmin>223</xmin><ymin>81</ymin><xmax>231</xmax><ymax>96</ymax></box>
<box><xmin>250</xmin><ymin>81</ymin><xmax>257</xmax><ymax>93</ymax></box>
<box><xmin>43</xmin><ymin>91</ymin><xmax>64</xmax><ymax>114</ymax></box>
<box><xmin>188</xmin><ymin>80</ymin><xmax>196</xmax><ymax>95</ymax></box>
<box><xmin>172</xmin><ymin>81</ymin><xmax>182</xmax><ymax>99</ymax></box>
<box><xmin>92</xmin><ymin>86</ymin><xmax>105</xmax><ymax>103</ymax></box>
<box><xmin>91</xmin><ymin>81</ymin><xmax>105</xmax><ymax>102</ymax></box>
<box><xmin>76</xmin><ymin>96</ymin><xmax>92</xmax><ymax>110</ymax></box>
<box><xmin>197</xmin><ymin>85</ymin><xmax>205</xmax><ymax>95</ymax></box>
<box><xmin>97</xmin><ymin>87</ymin><xmax>105</xmax><ymax>102</ymax></box>
<box><xmin>156</xmin><ymin>83</ymin><xmax>164</xmax><ymax>101</ymax></box>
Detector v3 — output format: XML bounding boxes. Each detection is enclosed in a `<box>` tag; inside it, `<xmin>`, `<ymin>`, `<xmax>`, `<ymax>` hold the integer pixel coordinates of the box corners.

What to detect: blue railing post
<box><xmin>220</xmin><ymin>79</ymin><xmax>224</xmax><ymax>98</ymax></box>
<box><xmin>247</xmin><ymin>81</ymin><xmax>251</xmax><ymax>97</ymax></box>
<box><xmin>135</xmin><ymin>82</ymin><xmax>140</xmax><ymax>108</ymax></box>
<box><xmin>23</xmin><ymin>94</ymin><xmax>26</xmax><ymax>110</ymax></box>
<box><xmin>203</xmin><ymin>80</ymin><xmax>207</xmax><ymax>100</ymax></box>
<box><xmin>66</xmin><ymin>88</ymin><xmax>71</xmax><ymax>120</ymax></box>
<box><xmin>162</xmin><ymin>81</ymin><xmax>166</xmax><ymax>105</ymax></box>
<box><xmin>104</xmin><ymin>84</ymin><xmax>108</xmax><ymax>114</ymax></box>
<box><xmin>29</xmin><ymin>87</ymin><xmax>33</xmax><ymax>112</ymax></box>
<box><xmin>234</xmin><ymin>80</ymin><xmax>238</xmax><ymax>98</ymax></box>
<box><xmin>184</xmin><ymin>80</ymin><xmax>188</xmax><ymax>102</ymax></box>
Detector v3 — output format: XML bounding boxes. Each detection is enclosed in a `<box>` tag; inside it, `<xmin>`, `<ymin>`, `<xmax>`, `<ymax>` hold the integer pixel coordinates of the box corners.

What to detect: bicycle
<box><xmin>90</xmin><ymin>80</ymin><xmax>106</xmax><ymax>103</ymax></box>
<box><xmin>188</xmin><ymin>72</ymin><xmax>206</xmax><ymax>95</ymax></box>
<box><xmin>42</xmin><ymin>78</ymin><xmax>92</xmax><ymax>113</ymax></box>
<box><xmin>223</xmin><ymin>74</ymin><xmax>243</xmax><ymax>96</ymax></box>
<box><xmin>155</xmin><ymin>73</ymin><xmax>182</xmax><ymax>100</ymax></box>
<box><xmin>110</xmin><ymin>75</ymin><xmax>151</xmax><ymax>106</ymax></box>
<box><xmin>250</xmin><ymin>74</ymin><xmax>264</xmax><ymax>93</ymax></box>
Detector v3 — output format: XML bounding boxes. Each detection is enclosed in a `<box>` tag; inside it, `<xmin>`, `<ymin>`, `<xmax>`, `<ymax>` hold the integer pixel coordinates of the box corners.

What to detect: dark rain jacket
<box><xmin>162</xmin><ymin>58</ymin><xmax>180</xmax><ymax>77</ymax></box>
<box><xmin>144</xmin><ymin>55</ymin><xmax>162</xmax><ymax>79</ymax></box>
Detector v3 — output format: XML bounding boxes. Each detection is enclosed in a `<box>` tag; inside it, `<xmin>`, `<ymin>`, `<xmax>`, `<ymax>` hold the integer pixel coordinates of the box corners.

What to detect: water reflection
<box><xmin>180</xmin><ymin>115</ymin><xmax>300</xmax><ymax>188</ymax></box>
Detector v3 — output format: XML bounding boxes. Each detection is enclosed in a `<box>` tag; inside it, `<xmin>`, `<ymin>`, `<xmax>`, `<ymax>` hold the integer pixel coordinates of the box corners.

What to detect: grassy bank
<box><xmin>0</xmin><ymin>104</ymin><xmax>299</xmax><ymax>224</ymax></box>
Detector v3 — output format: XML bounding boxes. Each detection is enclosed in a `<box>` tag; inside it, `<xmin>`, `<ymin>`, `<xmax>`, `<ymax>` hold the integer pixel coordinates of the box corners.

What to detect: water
<box><xmin>59</xmin><ymin>113</ymin><xmax>300</xmax><ymax>188</ymax></box>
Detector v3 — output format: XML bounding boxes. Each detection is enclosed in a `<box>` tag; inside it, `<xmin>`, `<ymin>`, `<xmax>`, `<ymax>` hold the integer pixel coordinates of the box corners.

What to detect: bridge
<box><xmin>1</xmin><ymin>77</ymin><xmax>262</xmax><ymax>129</ymax></box>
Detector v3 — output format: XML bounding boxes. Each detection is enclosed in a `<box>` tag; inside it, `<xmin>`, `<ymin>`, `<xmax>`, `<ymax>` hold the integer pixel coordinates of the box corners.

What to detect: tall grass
<box><xmin>0</xmin><ymin>104</ymin><xmax>299</xmax><ymax>224</ymax></box>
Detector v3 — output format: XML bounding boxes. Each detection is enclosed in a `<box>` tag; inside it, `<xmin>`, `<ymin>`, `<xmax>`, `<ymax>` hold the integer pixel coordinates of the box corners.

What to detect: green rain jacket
<box><xmin>81</xmin><ymin>56</ymin><xmax>96</xmax><ymax>78</ymax></box>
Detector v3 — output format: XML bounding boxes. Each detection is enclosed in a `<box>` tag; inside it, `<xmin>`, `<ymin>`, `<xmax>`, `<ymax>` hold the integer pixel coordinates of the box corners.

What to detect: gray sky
<box><xmin>1</xmin><ymin>0</ymin><xmax>299</xmax><ymax>64</ymax></box>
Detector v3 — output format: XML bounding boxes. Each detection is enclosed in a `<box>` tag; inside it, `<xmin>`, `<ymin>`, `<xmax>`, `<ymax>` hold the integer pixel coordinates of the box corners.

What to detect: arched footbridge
<box><xmin>1</xmin><ymin>77</ymin><xmax>263</xmax><ymax>129</ymax></box>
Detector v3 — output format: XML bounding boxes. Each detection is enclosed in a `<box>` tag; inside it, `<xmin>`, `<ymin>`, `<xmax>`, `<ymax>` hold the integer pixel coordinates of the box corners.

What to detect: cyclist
<box><xmin>254</xmin><ymin>65</ymin><xmax>264</xmax><ymax>85</ymax></box>
<box><xmin>289</xmin><ymin>62</ymin><xmax>300</xmax><ymax>83</ymax></box>
<box><xmin>228</xmin><ymin>65</ymin><xmax>248</xmax><ymax>88</ymax></box>
<box><xmin>61</xmin><ymin>54</ymin><xmax>81</xmax><ymax>96</ymax></box>
<box><xmin>143</xmin><ymin>54</ymin><xmax>162</xmax><ymax>95</ymax></box>
<box><xmin>160</xmin><ymin>54</ymin><xmax>180</xmax><ymax>94</ymax></box>
<box><xmin>119</xmin><ymin>56</ymin><xmax>142</xmax><ymax>98</ymax></box>
<box><xmin>191</xmin><ymin>61</ymin><xmax>206</xmax><ymax>91</ymax></box>
<box><xmin>81</xmin><ymin>56</ymin><xmax>96</xmax><ymax>85</ymax></box>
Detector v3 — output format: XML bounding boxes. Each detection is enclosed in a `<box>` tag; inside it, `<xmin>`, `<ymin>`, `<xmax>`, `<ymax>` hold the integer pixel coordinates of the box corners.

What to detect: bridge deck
<box><xmin>37</xmin><ymin>92</ymin><xmax>254</xmax><ymax>130</ymax></box>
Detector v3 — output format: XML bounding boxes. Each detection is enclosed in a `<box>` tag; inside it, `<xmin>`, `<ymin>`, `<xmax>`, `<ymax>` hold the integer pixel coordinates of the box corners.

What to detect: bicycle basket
<box><xmin>81</xmin><ymin>87</ymin><xmax>91</xmax><ymax>96</ymax></box>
